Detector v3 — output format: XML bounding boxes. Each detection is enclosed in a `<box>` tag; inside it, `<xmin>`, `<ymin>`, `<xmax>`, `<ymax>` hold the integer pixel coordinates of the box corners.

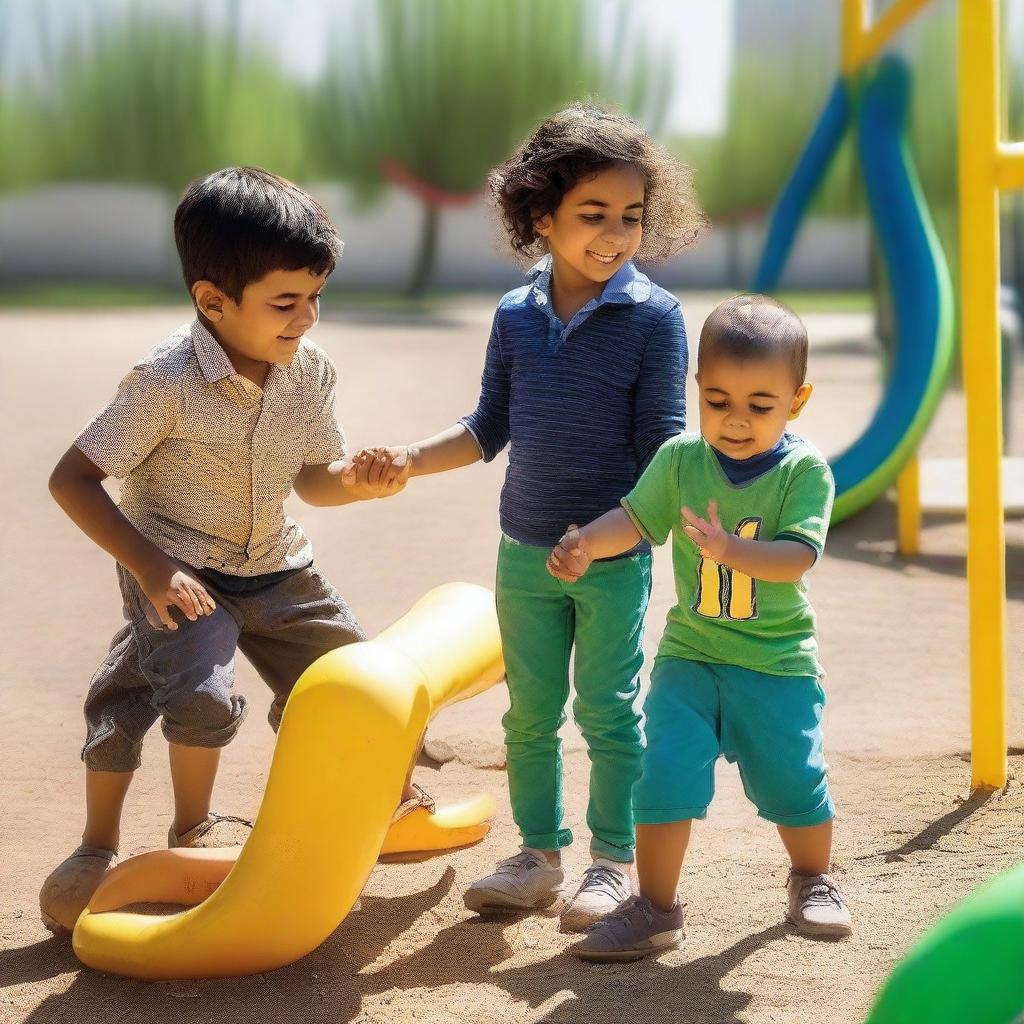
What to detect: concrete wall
<box><xmin>0</xmin><ymin>182</ymin><xmax>873</xmax><ymax>291</ymax></box>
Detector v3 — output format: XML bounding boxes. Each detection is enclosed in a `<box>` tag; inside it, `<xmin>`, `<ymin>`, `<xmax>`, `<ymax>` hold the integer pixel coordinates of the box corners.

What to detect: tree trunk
<box><xmin>407</xmin><ymin>201</ymin><xmax>440</xmax><ymax>297</ymax></box>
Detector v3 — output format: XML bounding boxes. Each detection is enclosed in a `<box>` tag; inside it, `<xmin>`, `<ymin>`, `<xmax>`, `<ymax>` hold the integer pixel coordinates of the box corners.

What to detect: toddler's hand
<box><xmin>682</xmin><ymin>501</ymin><xmax>729</xmax><ymax>560</ymax></box>
<box><xmin>136</xmin><ymin>557</ymin><xmax>216</xmax><ymax>631</ymax></box>
<box><xmin>547</xmin><ymin>524</ymin><xmax>592</xmax><ymax>583</ymax></box>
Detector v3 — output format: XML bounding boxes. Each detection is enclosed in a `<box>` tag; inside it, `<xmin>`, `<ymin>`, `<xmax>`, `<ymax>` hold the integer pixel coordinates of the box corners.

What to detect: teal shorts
<box><xmin>633</xmin><ymin>657</ymin><xmax>834</xmax><ymax>828</ymax></box>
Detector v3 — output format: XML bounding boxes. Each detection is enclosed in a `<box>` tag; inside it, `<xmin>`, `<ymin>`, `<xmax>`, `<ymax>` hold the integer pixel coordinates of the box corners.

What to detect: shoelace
<box><xmin>589</xmin><ymin>894</ymin><xmax>653</xmax><ymax>934</ymax></box>
<box><xmin>577</xmin><ymin>864</ymin><xmax>630</xmax><ymax>899</ymax></box>
<box><xmin>799</xmin><ymin>876</ymin><xmax>843</xmax><ymax>909</ymax></box>
<box><xmin>209</xmin><ymin>812</ymin><xmax>254</xmax><ymax>829</ymax></box>
<box><xmin>495</xmin><ymin>851</ymin><xmax>546</xmax><ymax>876</ymax></box>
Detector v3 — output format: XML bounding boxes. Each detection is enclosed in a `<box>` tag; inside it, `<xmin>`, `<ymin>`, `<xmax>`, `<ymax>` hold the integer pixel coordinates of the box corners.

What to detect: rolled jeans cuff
<box><xmin>522</xmin><ymin>827</ymin><xmax>574</xmax><ymax>852</ymax></box>
<box><xmin>159</xmin><ymin>694</ymin><xmax>249</xmax><ymax>748</ymax></box>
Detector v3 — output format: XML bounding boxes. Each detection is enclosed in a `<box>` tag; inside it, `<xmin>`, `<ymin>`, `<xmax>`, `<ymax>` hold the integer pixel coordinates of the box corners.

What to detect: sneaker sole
<box><xmin>463</xmin><ymin>888</ymin><xmax>562</xmax><ymax>915</ymax></box>
<box><xmin>786</xmin><ymin>913</ymin><xmax>853</xmax><ymax>939</ymax></box>
<box><xmin>574</xmin><ymin>928</ymin><xmax>684</xmax><ymax>963</ymax></box>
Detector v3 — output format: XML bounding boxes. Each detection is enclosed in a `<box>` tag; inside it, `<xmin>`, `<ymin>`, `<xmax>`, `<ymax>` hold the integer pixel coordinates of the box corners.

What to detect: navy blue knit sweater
<box><xmin>461</xmin><ymin>256</ymin><xmax>688</xmax><ymax>547</ymax></box>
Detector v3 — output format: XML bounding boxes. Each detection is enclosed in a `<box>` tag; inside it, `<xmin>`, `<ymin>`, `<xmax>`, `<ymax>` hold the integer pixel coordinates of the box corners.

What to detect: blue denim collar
<box><xmin>525</xmin><ymin>255</ymin><xmax>652</xmax><ymax>345</ymax></box>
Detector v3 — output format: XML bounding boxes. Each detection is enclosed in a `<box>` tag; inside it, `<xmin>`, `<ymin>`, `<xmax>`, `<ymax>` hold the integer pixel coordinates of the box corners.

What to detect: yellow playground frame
<box><xmin>840</xmin><ymin>0</ymin><xmax>1022</xmax><ymax>789</ymax></box>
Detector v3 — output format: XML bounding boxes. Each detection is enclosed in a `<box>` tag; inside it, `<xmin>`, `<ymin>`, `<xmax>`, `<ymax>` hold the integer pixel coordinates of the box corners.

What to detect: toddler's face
<box><xmin>696</xmin><ymin>355</ymin><xmax>812</xmax><ymax>459</ymax></box>
<box><xmin>212</xmin><ymin>267</ymin><xmax>329</xmax><ymax>369</ymax></box>
<box><xmin>534</xmin><ymin>163</ymin><xmax>645</xmax><ymax>288</ymax></box>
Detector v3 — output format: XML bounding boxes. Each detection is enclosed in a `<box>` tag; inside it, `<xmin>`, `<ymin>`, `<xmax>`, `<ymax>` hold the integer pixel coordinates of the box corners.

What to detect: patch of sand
<box><xmin>2</xmin><ymin>299</ymin><xmax>1022</xmax><ymax>1023</ymax></box>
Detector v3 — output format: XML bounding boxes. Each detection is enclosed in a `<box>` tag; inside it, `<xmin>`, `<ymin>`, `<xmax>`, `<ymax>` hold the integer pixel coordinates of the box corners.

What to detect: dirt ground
<box><xmin>2</xmin><ymin>296</ymin><xmax>1023</xmax><ymax>1024</ymax></box>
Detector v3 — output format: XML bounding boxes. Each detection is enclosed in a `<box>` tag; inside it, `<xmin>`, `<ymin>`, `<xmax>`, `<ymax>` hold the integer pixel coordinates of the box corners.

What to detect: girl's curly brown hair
<box><xmin>489</xmin><ymin>103</ymin><xmax>708</xmax><ymax>265</ymax></box>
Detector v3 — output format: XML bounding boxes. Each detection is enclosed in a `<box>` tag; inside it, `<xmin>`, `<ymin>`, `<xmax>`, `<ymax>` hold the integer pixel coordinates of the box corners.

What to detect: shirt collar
<box><xmin>526</xmin><ymin>254</ymin><xmax>653</xmax><ymax>311</ymax></box>
<box><xmin>190</xmin><ymin>319</ymin><xmax>237</xmax><ymax>384</ymax></box>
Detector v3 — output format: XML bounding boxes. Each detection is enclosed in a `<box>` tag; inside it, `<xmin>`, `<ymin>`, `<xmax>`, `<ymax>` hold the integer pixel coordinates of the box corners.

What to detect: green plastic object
<box><xmin>866</xmin><ymin>863</ymin><xmax>1024</xmax><ymax>1024</ymax></box>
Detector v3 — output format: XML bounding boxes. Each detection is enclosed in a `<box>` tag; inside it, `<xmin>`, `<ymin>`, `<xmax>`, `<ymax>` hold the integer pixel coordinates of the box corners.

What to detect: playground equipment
<box><xmin>756</xmin><ymin>0</ymin><xmax>1023</xmax><ymax>792</ymax></box>
<box><xmin>71</xmin><ymin>583</ymin><xmax>504</xmax><ymax>979</ymax></box>
<box><xmin>753</xmin><ymin>7</ymin><xmax>955</xmax><ymax>526</ymax></box>
<box><xmin>865</xmin><ymin>862</ymin><xmax>1024</xmax><ymax>1023</ymax></box>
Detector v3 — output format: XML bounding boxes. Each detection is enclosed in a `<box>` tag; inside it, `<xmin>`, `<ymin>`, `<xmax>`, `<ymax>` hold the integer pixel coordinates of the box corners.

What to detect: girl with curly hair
<box><xmin>351</xmin><ymin>104</ymin><xmax>706</xmax><ymax>930</ymax></box>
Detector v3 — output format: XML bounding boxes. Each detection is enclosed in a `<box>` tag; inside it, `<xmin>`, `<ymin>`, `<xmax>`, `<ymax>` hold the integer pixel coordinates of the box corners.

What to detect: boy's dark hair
<box><xmin>698</xmin><ymin>295</ymin><xmax>809</xmax><ymax>386</ymax></box>
<box><xmin>489</xmin><ymin>103</ymin><xmax>707</xmax><ymax>264</ymax></box>
<box><xmin>174</xmin><ymin>166</ymin><xmax>343</xmax><ymax>303</ymax></box>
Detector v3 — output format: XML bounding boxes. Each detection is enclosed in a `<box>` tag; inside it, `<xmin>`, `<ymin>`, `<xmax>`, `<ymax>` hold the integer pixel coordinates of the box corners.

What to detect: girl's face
<box><xmin>534</xmin><ymin>163</ymin><xmax>645</xmax><ymax>288</ymax></box>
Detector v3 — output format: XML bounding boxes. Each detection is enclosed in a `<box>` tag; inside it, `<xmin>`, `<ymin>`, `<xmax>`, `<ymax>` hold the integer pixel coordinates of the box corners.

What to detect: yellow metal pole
<box><xmin>897</xmin><ymin>454</ymin><xmax>921</xmax><ymax>556</ymax></box>
<box><xmin>958</xmin><ymin>0</ymin><xmax>1007</xmax><ymax>790</ymax></box>
<box><xmin>857</xmin><ymin>0</ymin><xmax>933</xmax><ymax>70</ymax></box>
<box><xmin>841</xmin><ymin>0</ymin><xmax>868</xmax><ymax>74</ymax></box>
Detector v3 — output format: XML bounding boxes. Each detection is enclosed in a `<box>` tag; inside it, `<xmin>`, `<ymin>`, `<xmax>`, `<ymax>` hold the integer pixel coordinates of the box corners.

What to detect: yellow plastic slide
<box><xmin>73</xmin><ymin>583</ymin><xmax>505</xmax><ymax>979</ymax></box>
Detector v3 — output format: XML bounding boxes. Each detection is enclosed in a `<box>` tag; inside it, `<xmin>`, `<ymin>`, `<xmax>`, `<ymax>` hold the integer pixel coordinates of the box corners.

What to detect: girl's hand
<box><xmin>682</xmin><ymin>501</ymin><xmax>729</xmax><ymax>561</ymax></box>
<box><xmin>328</xmin><ymin>447</ymin><xmax>409</xmax><ymax>498</ymax></box>
<box><xmin>375</xmin><ymin>446</ymin><xmax>413</xmax><ymax>488</ymax></box>
<box><xmin>547</xmin><ymin>524</ymin><xmax>592</xmax><ymax>582</ymax></box>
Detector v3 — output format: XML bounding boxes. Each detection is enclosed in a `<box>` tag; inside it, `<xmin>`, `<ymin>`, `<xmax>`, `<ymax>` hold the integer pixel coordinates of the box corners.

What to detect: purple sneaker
<box><xmin>573</xmin><ymin>894</ymin><xmax>684</xmax><ymax>962</ymax></box>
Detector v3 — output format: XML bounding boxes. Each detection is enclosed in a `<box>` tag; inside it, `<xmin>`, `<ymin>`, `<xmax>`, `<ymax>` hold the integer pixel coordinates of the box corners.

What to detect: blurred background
<box><xmin>0</xmin><ymin>0</ymin><xmax>1022</xmax><ymax>309</ymax></box>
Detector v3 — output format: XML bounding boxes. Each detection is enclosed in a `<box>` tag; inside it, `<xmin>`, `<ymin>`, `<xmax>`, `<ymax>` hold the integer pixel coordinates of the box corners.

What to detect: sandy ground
<box><xmin>1</xmin><ymin>297</ymin><xmax>1023</xmax><ymax>1024</ymax></box>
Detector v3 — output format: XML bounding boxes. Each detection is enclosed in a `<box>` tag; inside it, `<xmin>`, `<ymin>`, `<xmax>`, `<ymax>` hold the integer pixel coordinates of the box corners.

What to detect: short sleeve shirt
<box><xmin>621</xmin><ymin>432</ymin><xmax>834</xmax><ymax>677</ymax></box>
<box><xmin>74</xmin><ymin>319</ymin><xmax>347</xmax><ymax>576</ymax></box>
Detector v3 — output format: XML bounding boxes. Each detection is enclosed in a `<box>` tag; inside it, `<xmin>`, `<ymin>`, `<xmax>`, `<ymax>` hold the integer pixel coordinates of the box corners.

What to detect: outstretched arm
<box><xmin>346</xmin><ymin>423</ymin><xmax>484</xmax><ymax>487</ymax></box>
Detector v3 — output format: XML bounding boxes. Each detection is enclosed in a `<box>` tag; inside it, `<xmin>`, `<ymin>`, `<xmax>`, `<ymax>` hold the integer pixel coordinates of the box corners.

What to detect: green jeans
<box><xmin>496</xmin><ymin>536</ymin><xmax>651</xmax><ymax>863</ymax></box>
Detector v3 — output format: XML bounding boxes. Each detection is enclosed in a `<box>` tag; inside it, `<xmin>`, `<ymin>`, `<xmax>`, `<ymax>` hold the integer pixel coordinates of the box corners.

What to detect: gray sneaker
<box><xmin>573</xmin><ymin>894</ymin><xmax>684</xmax><ymax>961</ymax></box>
<box><xmin>560</xmin><ymin>858</ymin><xmax>636</xmax><ymax>933</ymax></box>
<box><xmin>463</xmin><ymin>848</ymin><xmax>564</xmax><ymax>914</ymax></box>
<box><xmin>787</xmin><ymin>871</ymin><xmax>853</xmax><ymax>938</ymax></box>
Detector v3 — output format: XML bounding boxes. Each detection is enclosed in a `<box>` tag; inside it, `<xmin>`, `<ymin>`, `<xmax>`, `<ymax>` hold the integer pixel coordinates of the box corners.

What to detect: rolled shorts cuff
<box><xmin>634</xmin><ymin>805</ymin><xmax>708</xmax><ymax>825</ymax></box>
<box><xmin>81</xmin><ymin>724</ymin><xmax>143</xmax><ymax>773</ymax></box>
<box><xmin>590</xmin><ymin>837</ymin><xmax>635</xmax><ymax>863</ymax></box>
<box><xmin>757</xmin><ymin>794</ymin><xmax>835</xmax><ymax>829</ymax></box>
<box><xmin>159</xmin><ymin>695</ymin><xmax>249</xmax><ymax>749</ymax></box>
<box><xmin>522</xmin><ymin>827</ymin><xmax>573</xmax><ymax>852</ymax></box>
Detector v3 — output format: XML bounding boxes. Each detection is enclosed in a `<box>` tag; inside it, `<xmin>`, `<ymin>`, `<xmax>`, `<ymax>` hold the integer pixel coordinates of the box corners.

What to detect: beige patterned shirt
<box><xmin>75</xmin><ymin>319</ymin><xmax>347</xmax><ymax>576</ymax></box>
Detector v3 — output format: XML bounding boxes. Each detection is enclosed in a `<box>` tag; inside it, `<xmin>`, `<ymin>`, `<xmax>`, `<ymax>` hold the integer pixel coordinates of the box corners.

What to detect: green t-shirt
<box><xmin>622</xmin><ymin>432</ymin><xmax>834</xmax><ymax>678</ymax></box>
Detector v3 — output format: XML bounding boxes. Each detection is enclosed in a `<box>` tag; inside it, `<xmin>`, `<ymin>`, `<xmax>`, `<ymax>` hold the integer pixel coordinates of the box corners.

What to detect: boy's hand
<box><xmin>682</xmin><ymin>501</ymin><xmax>729</xmax><ymax>560</ymax></box>
<box><xmin>327</xmin><ymin>447</ymin><xmax>410</xmax><ymax>499</ymax></box>
<box><xmin>135</xmin><ymin>557</ymin><xmax>216</xmax><ymax>631</ymax></box>
<box><xmin>547</xmin><ymin>524</ymin><xmax>592</xmax><ymax>583</ymax></box>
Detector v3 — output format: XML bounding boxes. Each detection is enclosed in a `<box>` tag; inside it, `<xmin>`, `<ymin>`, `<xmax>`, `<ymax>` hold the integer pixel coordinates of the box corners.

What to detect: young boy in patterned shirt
<box><xmin>547</xmin><ymin>295</ymin><xmax>853</xmax><ymax>960</ymax></box>
<box><xmin>39</xmin><ymin>167</ymin><xmax>416</xmax><ymax>933</ymax></box>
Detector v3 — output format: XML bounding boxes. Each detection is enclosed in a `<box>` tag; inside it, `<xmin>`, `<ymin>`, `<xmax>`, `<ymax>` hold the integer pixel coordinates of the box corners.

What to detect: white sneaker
<box><xmin>463</xmin><ymin>848</ymin><xmax>564</xmax><ymax>914</ymax></box>
<box><xmin>560</xmin><ymin>858</ymin><xmax>636</xmax><ymax>933</ymax></box>
<box><xmin>787</xmin><ymin>871</ymin><xmax>853</xmax><ymax>938</ymax></box>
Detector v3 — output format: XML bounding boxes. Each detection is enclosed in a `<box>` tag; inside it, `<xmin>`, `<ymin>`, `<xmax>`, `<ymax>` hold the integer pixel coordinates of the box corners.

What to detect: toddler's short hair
<box><xmin>698</xmin><ymin>295</ymin><xmax>809</xmax><ymax>386</ymax></box>
<box><xmin>174</xmin><ymin>166</ymin><xmax>342</xmax><ymax>303</ymax></box>
<box><xmin>489</xmin><ymin>103</ymin><xmax>707</xmax><ymax>264</ymax></box>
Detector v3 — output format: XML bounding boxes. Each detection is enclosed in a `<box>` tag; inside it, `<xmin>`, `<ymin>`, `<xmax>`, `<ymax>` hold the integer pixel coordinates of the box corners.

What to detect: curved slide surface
<box><xmin>753</xmin><ymin>57</ymin><xmax>954</xmax><ymax>523</ymax></box>
<box><xmin>72</xmin><ymin>583</ymin><xmax>505</xmax><ymax>979</ymax></box>
<box><xmin>866</xmin><ymin>862</ymin><xmax>1024</xmax><ymax>1023</ymax></box>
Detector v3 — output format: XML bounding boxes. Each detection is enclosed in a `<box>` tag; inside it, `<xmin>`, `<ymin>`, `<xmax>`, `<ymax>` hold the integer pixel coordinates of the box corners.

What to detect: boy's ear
<box><xmin>788</xmin><ymin>383</ymin><xmax>813</xmax><ymax>421</ymax></box>
<box><xmin>533</xmin><ymin>212</ymin><xmax>553</xmax><ymax>238</ymax></box>
<box><xmin>192</xmin><ymin>280</ymin><xmax>227</xmax><ymax>322</ymax></box>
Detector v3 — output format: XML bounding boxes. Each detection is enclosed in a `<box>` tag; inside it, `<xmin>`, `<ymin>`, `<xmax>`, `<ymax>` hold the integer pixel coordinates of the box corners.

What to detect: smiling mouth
<box><xmin>722</xmin><ymin>437</ymin><xmax>752</xmax><ymax>446</ymax></box>
<box><xmin>586</xmin><ymin>250</ymin><xmax>621</xmax><ymax>264</ymax></box>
